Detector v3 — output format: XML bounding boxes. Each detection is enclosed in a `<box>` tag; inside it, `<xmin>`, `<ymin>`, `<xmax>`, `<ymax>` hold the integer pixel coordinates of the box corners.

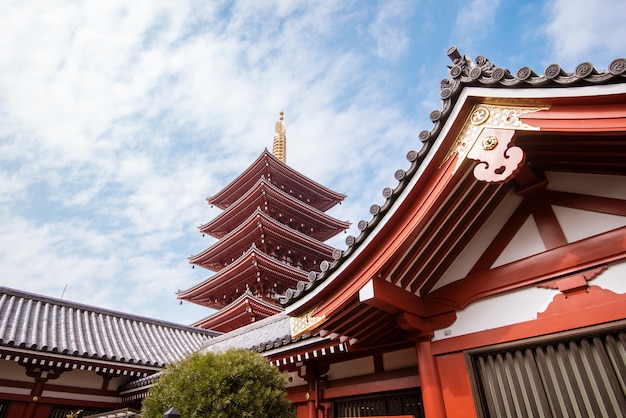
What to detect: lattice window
<box><xmin>0</xmin><ymin>402</ymin><xmax>9</xmax><ymax>418</ymax></box>
<box><xmin>48</xmin><ymin>407</ymin><xmax>108</xmax><ymax>418</ymax></box>
<box><xmin>334</xmin><ymin>390</ymin><xmax>424</xmax><ymax>417</ymax></box>
<box><xmin>467</xmin><ymin>323</ymin><xmax>626</xmax><ymax>417</ymax></box>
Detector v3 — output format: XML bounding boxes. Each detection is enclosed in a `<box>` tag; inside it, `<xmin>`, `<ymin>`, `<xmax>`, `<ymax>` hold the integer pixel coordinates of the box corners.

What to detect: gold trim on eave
<box><xmin>290</xmin><ymin>307</ymin><xmax>327</xmax><ymax>338</ymax></box>
<box><xmin>442</xmin><ymin>104</ymin><xmax>549</xmax><ymax>171</ymax></box>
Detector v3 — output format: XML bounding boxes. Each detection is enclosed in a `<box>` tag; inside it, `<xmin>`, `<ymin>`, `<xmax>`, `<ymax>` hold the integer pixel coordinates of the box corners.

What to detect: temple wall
<box><xmin>382</xmin><ymin>347</ymin><xmax>417</xmax><ymax>370</ymax></box>
<box><xmin>0</xmin><ymin>360</ymin><xmax>31</xmax><ymax>382</ymax></box>
<box><xmin>326</xmin><ymin>356</ymin><xmax>375</xmax><ymax>380</ymax></box>
<box><xmin>53</xmin><ymin>369</ymin><xmax>104</xmax><ymax>389</ymax></box>
<box><xmin>432</xmin><ymin>286</ymin><xmax>558</xmax><ymax>341</ymax></box>
<box><xmin>436</xmin><ymin>352</ymin><xmax>475</xmax><ymax>418</ymax></box>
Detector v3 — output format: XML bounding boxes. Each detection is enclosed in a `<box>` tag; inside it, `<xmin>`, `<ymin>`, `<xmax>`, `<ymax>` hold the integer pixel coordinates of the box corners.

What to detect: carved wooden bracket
<box><xmin>467</xmin><ymin>128</ymin><xmax>525</xmax><ymax>183</ymax></box>
<box><xmin>290</xmin><ymin>305</ymin><xmax>326</xmax><ymax>338</ymax></box>
<box><xmin>24</xmin><ymin>364</ymin><xmax>67</xmax><ymax>382</ymax></box>
<box><xmin>443</xmin><ymin>104</ymin><xmax>548</xmax><ymax>182</ymax></box>
<box><xmin>537</xmin><ymin>265</ymin><xmax>607</xmax><ymax>296</ymax></box>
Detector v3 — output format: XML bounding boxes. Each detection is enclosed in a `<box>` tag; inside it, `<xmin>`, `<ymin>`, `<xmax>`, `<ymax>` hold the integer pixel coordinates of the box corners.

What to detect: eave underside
<box><xmin>208</xmin><ymin>151</ymin><xmax>345</xmax><ymax>212</ymax></box>
<box><xmin>180</xmin><ymin>248</ymin><xmax>308</xmax><ymax>309</ymax></box>
<box><xmin>286</xmin><ymin>97</ymin><xmax>626</xmax><ymax>350</ymax></box>
<box><xmin>193</xmin><ymin>294</ymin><xmax>283</xmax><ymax>333</ymax></box>
<box><xmin>190</xmin><ymin>211</ymin><xmax>335</xmax><ymax>272</ymax></box>
<box><xmin>200</xmin><ymin>179</ymin><xmax>349</xmax><ymax>241</ymax></box>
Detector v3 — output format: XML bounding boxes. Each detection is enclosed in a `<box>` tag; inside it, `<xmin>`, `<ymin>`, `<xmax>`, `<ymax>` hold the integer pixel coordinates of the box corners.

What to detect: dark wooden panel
<box><xmin>468</xmin><ymin>328</ymin><xmax>626</xmax><ymax>417</ymax></box>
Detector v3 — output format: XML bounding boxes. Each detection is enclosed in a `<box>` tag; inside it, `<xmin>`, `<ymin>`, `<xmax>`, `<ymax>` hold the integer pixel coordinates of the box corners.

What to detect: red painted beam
<box><xmin>426</xmin><ymin>226</ymin><xmax>626</xmax><ymax>313</ymax></box>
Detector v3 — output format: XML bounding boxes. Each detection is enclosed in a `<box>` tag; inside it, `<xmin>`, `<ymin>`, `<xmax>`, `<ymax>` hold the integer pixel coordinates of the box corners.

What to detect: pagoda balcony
<box><xmin>199</xmin><ymin>177</ymin><xmax>349</xmax><ymax>241</ymax></box>
<box><xmin>191</xmin><ymin>292</ymin><xmax>283</xmax><ymax>333</ymax></box>
<box><xmin>208</xmin><ymin>150</ymin><xmax>345</xmax><ymax>212</ymax></box>
<box><xmin>189</xmin><ymin>209</ymin><xmax>335</xmax><ymax>271</ymax></box>
<box><xmin>179</xmin><ymin>246</ymin><xmax>308</xmax><ymax>309</ymax></box>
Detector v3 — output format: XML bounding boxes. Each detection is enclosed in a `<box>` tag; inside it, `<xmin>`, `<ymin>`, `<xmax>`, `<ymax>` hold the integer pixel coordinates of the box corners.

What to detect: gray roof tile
<box><xmin>201</xmin><ymin>312</ymin><xmax>316</xmax><ymax>354</ymax></box>
<box><xmin>0</xmin><ymin>287</ymin><xmax>218</xmax><ymax>367</ymax></box>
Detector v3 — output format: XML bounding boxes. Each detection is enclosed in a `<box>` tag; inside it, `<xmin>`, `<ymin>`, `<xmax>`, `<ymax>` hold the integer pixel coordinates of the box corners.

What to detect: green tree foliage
<box><xmin>141</xmin><ymin>349</ymin><xmax>296</xmax><ymax>418</ymax></box>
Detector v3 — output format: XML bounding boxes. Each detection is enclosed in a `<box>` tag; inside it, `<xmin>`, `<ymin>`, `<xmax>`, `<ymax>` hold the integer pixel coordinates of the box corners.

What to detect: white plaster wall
<box><xmin>41</xmin><ymin>389</ymin><xmax>121</xmax><ymax>403</ymax></box>
<box><xmin>326</xmin><ymin>356</ymin><xmax>374</xmax><ymax>380</ymax></box>
<box><xmin>284</xmin><ymin>370</ymin><xmax>306</xmax><ymax>388</ymax></box>
<box><xmin>492</xmin><ymin>215</ymin><xmax>545</xmax><ymax>268</ymax></box>
<box><xmin>593</xmin><ymin>258</ymin><xmax>626</xmax><ymax>295</ymax></box>
<box><xmin>553</xmin><ymin>206</ymin><xmax>625</xmax><ymax>244</ymax></box>
<box><xmin>0</xmin><ymin>359</ymin><xmax>33</xmax><ymax>382</ymax></box>
<box><xmin>546</xmin><ymin>172</ymin><xmax>626</xmax><ymax>199</ymax></box>
<box><xmin>431</xmin><ymin>172</ymin><xmax>625</xmax><ymax>293</ymax></box>
<box><xmin>110</xmin><ymin>375</ymin><xmax>135</xmax><ymax>391</ymax></box>
<box><xmin>432</xmin><ymin>286</ymin><xmax>558</xmax><ymax>341</ymax></box>
<box><xmin>54</xmin><ymin>368</ymin><xmax>105</xmax><ymax>389</ymax></box>
<box><xmin>382</xmin><ymin>347</ymin><xmax>417</xmax><ymax>371</ymax></box>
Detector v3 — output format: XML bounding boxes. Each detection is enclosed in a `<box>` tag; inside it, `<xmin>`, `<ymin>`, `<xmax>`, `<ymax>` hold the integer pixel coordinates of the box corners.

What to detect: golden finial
<box><xmin>272</xmin><ymin>111</ymin><xmax>287</xmax><ymax>163</ymax></box>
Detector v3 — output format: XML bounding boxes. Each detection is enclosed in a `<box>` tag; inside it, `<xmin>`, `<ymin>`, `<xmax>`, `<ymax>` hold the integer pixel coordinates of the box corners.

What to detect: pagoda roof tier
<box><xmin>208</xmin><ymin>150</ymin><xmax>346</xmax><ymax>212</ymax></box>
<box><xmin>200</xmin><ymin>177</ymin><xmax>350</xmax><ymax>241</ymax></box>
<box><xmin>189</xmin><ymin>209</ymin><xmax>335</xmax><ymax>271</ymax></box>
<box><xmin>179</xmin><ymin>246</ymin><xmax>308</xmax><ymax>309</ymax></box>
<box><xmin>191</xmin><ymin>292</ymin><xmax>283</xmax><ymax>333</ymax></box>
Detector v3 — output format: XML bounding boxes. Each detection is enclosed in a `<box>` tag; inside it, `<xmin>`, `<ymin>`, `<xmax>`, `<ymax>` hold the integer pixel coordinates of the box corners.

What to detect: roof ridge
<box><xmin>0</xmin><ymin>286</ymin><xmax>211</xmax><ymax>334</ymax></box>
<box><xmin>277</xmin><ymin>47</ymin><xmax>626</xmax><ymax>306</ymax></box>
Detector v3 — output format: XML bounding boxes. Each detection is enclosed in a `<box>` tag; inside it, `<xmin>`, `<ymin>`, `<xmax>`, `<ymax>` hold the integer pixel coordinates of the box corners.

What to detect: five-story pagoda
<box><xmin>178</xmin><ymin>113</ymin><xmax>349</xmax><ymax>332</ymax></box>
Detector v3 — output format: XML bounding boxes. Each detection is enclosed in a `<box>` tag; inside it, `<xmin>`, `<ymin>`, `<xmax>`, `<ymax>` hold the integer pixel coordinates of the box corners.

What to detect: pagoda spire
<box><xmin>272</xmin><ymin>111</ymin><xmax>286</xmax><ymax>163</ymax></box>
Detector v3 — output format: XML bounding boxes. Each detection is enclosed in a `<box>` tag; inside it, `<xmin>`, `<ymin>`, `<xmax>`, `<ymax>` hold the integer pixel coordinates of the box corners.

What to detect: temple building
<box><xmin>201</xmin><ymin>49</ymin><xmax>626</xmax><ymax>417</ymax></box>
<box><xmin>177</xmin><ymin>112</ymin><xmax>350</xmax><ymax>333</ymax></box>
<box><xmin>0</xmin><ymin>287</ymin><xmax>218</xmax><ymax>418</ymax></box>
<box><xmin>1</xmin><ymin>49</ymin><xmax>625</xmax><ymax>418</ymax></box>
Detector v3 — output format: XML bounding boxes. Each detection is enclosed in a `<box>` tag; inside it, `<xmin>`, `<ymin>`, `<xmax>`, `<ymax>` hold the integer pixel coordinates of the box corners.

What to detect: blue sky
<box><xmin>1</xmin><ymin>0</ymin><xmax>624</xmax><ymax>325</ymax></box>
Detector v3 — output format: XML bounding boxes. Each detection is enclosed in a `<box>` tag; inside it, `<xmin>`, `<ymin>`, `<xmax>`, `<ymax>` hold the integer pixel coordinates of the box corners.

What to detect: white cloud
<box><xmin>0</xmin><ymin>0</ymin><xmax>619</xmax><ymax>326</ymax></box>
<box><xmin>452</xmin><ymin>0</ymin><xmax>501</xmax><ymax>51</ymax></box>
<box><xmin>369</xmin><ymin>0</ymin><xmax>413</xmax><ymax>61</ymax></box>
<box><xmin>0</xmin><ymin>0</ymin><xmax>422</xmax><ymax>324</ymax></box>
<box><xmin>544</xmin><ymin>0</ymin><xmax>626</xmax><ymax>69</ymax></box>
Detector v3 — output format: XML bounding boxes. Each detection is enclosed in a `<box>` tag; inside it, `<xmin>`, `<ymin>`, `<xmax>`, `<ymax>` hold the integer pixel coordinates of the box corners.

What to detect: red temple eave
<box><xmin>179</xmin><ymin>247</ymin><xmax>309</xmax><ymax>306</ymax></box>
<box><xmin>192</xmin><ymin>292</ymin><xmax>283</xmax><ymax>332</ymax></box>
<box><xmin>208</xmin><ymin>150</ymin><xmax>346</xmax><ymax>212</ymax></box>
<box><xmin>284</xmin><ymin>85</ymin><xmax>626</xmax><ymax>342</ymax></box>
<box><xmin>190</xmin><ymin>209</ymin><xmax>336</xmax><ymax>271</ymax></box>
<box><xmin>199</xmin><ymin>177</ymin><xmax>350</xmax><ymax>241</ymax></box>
<box><xmin>285</xmin><ymin>147</ymin><xmax>462</xmax><ymax>321</ymax></box>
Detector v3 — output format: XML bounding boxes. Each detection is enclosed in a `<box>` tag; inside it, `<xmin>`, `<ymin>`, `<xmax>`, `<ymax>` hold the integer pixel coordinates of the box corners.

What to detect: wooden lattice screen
<box><xmin>334</xmin><ymin>390</ymin><xmax>424</xmax><ymax>417</ymax></box>
<box><xmin>0</xmin><ymin>402</ymin><xmax>9</xmax><ymax>418</ymax></box>
<box><xmin>467</xmin><ymin>325</ymin><xmax>626</xmax><ymax>417</ymax></box>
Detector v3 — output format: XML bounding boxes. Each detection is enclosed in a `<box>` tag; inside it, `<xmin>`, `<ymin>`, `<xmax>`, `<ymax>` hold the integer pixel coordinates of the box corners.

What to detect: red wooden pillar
<box><xmin>415</xmin><ymin>337</ymin><xmax>447</xmax><ymax>418</ymax></box>
<box><xmin>307</xmin><ymin>393</ymin><xmax>317</xmax><ymax>418</ymax></box>
<box><xmin>23</xmin><ymin>382</ymin><xmax>44</xmax><ymax>418</ymax></box>
<box><xmin>300</xmin><ymin>361</ymin><xmax>328</xmax><ymax>418</ymax></box>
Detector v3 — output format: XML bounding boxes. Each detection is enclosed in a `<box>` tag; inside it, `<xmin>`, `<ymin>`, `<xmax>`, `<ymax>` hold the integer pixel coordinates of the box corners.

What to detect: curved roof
<box><xmin>277</xmin><ymin>48</ymin><xmax>626</xmax><ymax>307</ymax></box>
<box><xmin>191</xmin><ymin>291</ymin><xmax>283</xmax><ymax>332</ymax></box>
<box><xmin>0</xmin><ymin>287</ymin><xmax>217</xmax><ymax>375</ymax></box>
<box><xmin>179</xmin><ymin>245</ymin><xmax>308</xmax><ymax>308</ymax></box>
<box><xmin>200</xmin><ymin>177</ymin><xmax>350</xmax><ymax>241</ymax></box>
<box><xmin>189</xmin><ymin>209</ymin><xmax>335</xmax><ymax>271</ymax></box>
<box><xmin>208</xmin><ymin>149</ymin><xmax>346</xmax><ymax>212</ymax></box>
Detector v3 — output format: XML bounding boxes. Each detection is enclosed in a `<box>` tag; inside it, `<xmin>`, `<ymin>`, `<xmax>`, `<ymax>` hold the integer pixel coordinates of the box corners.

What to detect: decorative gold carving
<box><xmin>469</xmin><ymin>128</ymin><xmax>525</xmax><ymax>183</ymax></box>
<box><xmin>481</xmin><ymin>135</ymin><xmax>498</xmax><ymax>150</ymax></box>
<box><xmin>272</xmin><ymin>111</ymin><xmax>287</xmax><ymax>163</ymax></box>
<box><xmin>470</xmin><ymin>105</ymin><xmax>490</xmax><ymax>125</ymax></box>
<box><xmin>443</xmin><ymin>104</ymin><xmax>549</xmax><ymax>171</ymax></box>
<box><xmin>290</xmin><ymin>306</ymin><xmax>326</xmax><ymax>338</ymax></box>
